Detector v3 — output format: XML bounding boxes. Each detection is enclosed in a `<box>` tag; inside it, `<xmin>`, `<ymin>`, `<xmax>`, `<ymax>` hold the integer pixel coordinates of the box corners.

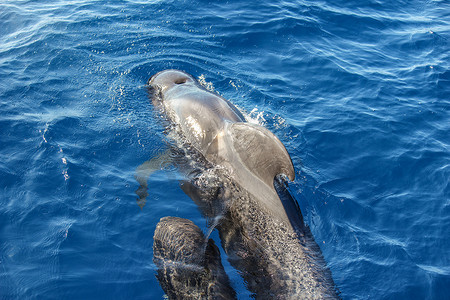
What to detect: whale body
<box><xmin>148</xmin><ymin>70</ymin><xmax>339</xmax><ymax>299</ymax></box>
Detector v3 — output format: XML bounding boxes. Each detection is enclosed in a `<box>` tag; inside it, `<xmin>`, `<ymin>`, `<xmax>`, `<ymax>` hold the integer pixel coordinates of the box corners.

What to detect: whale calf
<box><xmin>153</xmin><ymin>216</ymin><xmax>236</xmax><ymax>300</ymax></box>
<box><xmin>146</xmin><ymin>70</ymin><xmax>339</xmax><ymax>299</ymax></box>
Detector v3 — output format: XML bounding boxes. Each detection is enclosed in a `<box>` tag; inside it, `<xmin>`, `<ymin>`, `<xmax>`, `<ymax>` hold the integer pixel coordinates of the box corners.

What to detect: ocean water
<box><xmin>0</xmin><ymin>0</ymin><xmax>449</xmax><ymax>299</ymax></box>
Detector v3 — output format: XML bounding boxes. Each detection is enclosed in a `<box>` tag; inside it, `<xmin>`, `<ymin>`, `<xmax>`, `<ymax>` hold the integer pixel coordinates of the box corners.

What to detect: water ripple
<box><xmin>0</xmin><ymin>0</ymin><xmax>449</xmax><ymax>299</ymax></box>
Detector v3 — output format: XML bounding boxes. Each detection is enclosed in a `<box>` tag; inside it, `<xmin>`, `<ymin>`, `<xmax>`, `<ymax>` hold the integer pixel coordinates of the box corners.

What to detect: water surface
<box><xmin>1</xmin><ymin>0</ymin><xmax>449</xmax><ymax>299</ymax></box>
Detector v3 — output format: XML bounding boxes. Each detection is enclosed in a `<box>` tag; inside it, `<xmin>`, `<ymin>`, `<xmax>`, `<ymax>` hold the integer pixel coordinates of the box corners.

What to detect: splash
<box><xmin>204</xmin><ymin>214</ymin><xmax>223</xmax><ymax>245</ymax></box>
<box><xmin>58</xmin><ymin>145</ymin><xmax>70</xmax><ymax>181</ymax></box>
<box><xmin>197</xmin><ymin>74</ymin><xmax>215</xmax><ymax>92</ymax></box>
<box><xmin>247</xmin><ymin>107</ymin><xmax>266</xmax><ymax>125</ymax></box>
<box><xmin>185</xmin><ymin>115</ymin><xmax>205</xmax><ymax>140</ymax></box>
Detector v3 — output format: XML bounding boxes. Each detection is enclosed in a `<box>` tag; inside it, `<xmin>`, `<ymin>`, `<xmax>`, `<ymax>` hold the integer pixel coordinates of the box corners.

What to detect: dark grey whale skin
<box><xmin>148</xmin><ymin>70</ymin><xmax>340</xmax><ymax>299</ymax></box>
<box><xmin>153</xmin><ymin>216</ymin><xmax>236</xmax><ymax>300</ymax></box>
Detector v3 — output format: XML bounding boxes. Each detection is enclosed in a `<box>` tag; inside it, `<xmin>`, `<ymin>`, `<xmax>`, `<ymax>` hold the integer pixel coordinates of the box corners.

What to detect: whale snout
<box><xmin>148</xmin><ymin>69</ymin><xmax>194</xmax><ymax>92</ymax></box>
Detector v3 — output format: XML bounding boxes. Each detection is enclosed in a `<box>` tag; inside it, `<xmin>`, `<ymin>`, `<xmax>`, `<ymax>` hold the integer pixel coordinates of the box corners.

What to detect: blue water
<box><xmin>1</xmin><ymin>0</ymin><xmax>449</xmax><ymax>299</ymax></box>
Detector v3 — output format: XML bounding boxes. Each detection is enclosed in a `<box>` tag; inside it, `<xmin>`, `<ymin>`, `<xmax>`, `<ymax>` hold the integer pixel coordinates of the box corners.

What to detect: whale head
<box><xmin>148</xmin><ymin>69</ymin><xmax>196</xmax><ymax>94</ymax></box>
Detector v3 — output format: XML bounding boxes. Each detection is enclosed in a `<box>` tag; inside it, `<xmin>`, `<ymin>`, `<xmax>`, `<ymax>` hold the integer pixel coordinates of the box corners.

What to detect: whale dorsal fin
<box><xmin>229</xmin><ymin>122</ymin><xmax>295</xmax><ymax>186</ymax></box>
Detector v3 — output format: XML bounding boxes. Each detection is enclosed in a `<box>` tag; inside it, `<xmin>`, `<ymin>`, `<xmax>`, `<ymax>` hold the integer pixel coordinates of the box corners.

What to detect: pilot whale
<box><xmin>146</xmin><ymin>70</ymin><xmax>339</xmax><ymax>299</ymax></box>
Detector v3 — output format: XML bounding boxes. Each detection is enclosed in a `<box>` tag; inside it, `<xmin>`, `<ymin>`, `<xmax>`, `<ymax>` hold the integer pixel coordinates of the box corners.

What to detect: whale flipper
<box><xmin>229</xmin><ymin>122</ymin><xmax>295</xmax><ymax>185</ymax></box>
<box><xmin>134</xmin><ymin>149</ymin><xmax>172</xmax><ymax>209</ymax></box>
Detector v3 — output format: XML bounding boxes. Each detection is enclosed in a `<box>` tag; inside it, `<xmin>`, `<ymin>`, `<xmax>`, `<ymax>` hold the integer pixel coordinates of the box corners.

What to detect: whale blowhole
<box><xmin>175</xmin><ymin>78</ymin><xmax>188</xmax><ymax>84</ymax></box>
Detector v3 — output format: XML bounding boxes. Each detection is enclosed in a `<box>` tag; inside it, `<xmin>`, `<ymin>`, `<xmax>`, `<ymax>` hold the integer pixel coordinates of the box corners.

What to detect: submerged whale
<box><xmin>146</xmin><ymin>70</ymin><xmax>339</xmax><ymax>299</ymax></box>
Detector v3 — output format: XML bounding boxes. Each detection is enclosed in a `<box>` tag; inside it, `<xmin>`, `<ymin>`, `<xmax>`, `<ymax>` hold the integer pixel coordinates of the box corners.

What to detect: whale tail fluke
<box><xmin>229</xmin><ymin>122</ymin><xmax>295</xmax><ymax>185</ymax></box>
